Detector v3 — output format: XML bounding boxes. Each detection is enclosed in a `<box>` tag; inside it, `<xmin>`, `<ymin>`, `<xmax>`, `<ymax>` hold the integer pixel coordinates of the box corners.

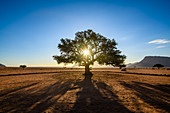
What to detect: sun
<box><xmin>83</xmin><ymin>50</ymin><xmax>90</xmax><ymax>55</ymax></box>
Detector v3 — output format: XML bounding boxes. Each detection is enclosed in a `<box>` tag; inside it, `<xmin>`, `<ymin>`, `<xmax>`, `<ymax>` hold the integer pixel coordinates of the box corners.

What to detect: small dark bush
<box><xmin>20</xmin><ymin>65</ymin><xmax>27</xmax><ymax>69</ymax></box>
<box><xmin>153</xmin><ymin>64</ymin><xmax>164</xmax><ymax>69</ymax></box>
<box><xmin>121</xmin><ymin>68</ymin><xmax>126</xmax><ymax>71</ymax></box>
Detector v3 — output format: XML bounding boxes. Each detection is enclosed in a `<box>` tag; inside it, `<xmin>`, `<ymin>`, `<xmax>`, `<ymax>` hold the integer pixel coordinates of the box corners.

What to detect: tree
<box><xmin>20</xmin><ymin>65</ymin><xmax>27</xmax><ymax>69</ymax></box>
<box><xmin>53</xmin><ymin>29</ymin><xmax>126</xmax><ymax>78</ymax></box>
<box><xmin>119</xmin><ymin>64</ymin><xmax>126</xmax><ymax>69</ymax></box>
<box><xmin>153</xmin><ymin>64</ymin><xmax>164</xmax><ymax>69</ymax></box>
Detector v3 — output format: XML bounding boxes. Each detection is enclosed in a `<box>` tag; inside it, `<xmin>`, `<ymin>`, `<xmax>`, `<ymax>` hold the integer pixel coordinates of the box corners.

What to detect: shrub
<box><xmin>153</xmin><ymin>64</ymin><xmax>164</xmax><ymax>69</ymax></box>
<box><xmin>119</xmin><ymin>64</ymin><xmax>126</xmax><ymax>69</ymax></box>
<box><xmin>121</xmin><ymin>68</ymin><xmax>126</xmax><ymax>71</ymax></box>
<box><xmin>20</xmin><ymin>65</ymin><xmax>27</xmax><ymax>69</ymax></box>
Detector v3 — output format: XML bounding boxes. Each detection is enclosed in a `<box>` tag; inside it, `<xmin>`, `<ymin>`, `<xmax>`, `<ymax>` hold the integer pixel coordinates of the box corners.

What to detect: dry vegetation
<box><xmin>0</xmin><ymin>67</ymin><xmax>170</xmax><ymax>113</ymax></box>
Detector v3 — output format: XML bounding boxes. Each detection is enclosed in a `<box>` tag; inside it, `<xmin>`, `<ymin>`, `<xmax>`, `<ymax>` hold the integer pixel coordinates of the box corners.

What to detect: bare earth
<box><xmin>0</xmin><ymin>67</ymin><xmax>170</xmax><ymax>113</ymax></box>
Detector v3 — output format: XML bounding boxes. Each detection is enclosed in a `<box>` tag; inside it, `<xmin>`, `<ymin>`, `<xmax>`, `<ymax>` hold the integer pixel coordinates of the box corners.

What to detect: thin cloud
<box><xmin>148</xmin><ymin>39</ymin><xmax>170</xmax><ymax>44</ymax></box>
<box><xmin>156</xmin><ymin>46</ymin><xmax>165</xmax><ymax>48</ymax></box>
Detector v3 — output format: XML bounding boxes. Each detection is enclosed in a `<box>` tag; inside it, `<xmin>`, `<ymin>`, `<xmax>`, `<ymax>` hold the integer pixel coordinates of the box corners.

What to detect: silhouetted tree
<box><xmin>20</xmin><ymin>65</ymin><xmax>27</xmax><ymax>69</ymax></box>
<box><xmin>153</xmin><ymin>64</ymin><xmax>164</xmax><ymax>69</ymax></box>
<box><xmin>53</xmin><ymin>29</ymin><xmax>126</xmax><ymax>78</ymax></box>
<box><xmin>119</xmin><ymin>64</ymin><xmax>126</xmax><ymax>69</ymax></box>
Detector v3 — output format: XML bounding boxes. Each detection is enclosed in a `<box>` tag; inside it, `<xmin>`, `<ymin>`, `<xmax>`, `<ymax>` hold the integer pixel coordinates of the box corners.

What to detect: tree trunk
<box><xmin>85</xmin><ymin>64</ymin><xmax>91</xmax><ymax>79</ymax></box>
<box><xmin>85</xmin><ymin>64</ymin><xmax>90</xmax><ymax>75</ymax></box>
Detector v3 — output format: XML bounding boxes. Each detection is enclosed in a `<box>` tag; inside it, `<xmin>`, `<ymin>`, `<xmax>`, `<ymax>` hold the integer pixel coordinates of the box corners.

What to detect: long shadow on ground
<box><xmin>0</xmin><ymin>79</ymin><xmax>75</xmax><ymax>113</ymax></box>
<box><xmin>0</xmin><ymin>76</ymin><xmax>132</xmax><ymax>113</ymax></box>
<box><xmin>120</xmin><ymin>81</ymin><xmax>170</xmax><ymax>112</ymax></box>
<box><xmin>70</xmin><ymin>77</ymin><xmax>131</xmax><ymax>113</ymax></box>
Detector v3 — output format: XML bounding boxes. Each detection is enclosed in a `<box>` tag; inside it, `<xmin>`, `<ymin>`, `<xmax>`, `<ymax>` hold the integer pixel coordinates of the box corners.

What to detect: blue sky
<box><xmin>0</xmin><ymin>0</ymin><xmax>170</xmax><ymax>67</ymax></box>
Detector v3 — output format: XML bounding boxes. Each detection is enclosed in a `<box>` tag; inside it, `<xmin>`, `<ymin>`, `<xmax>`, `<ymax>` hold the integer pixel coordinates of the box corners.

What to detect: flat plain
<box><xmin>0</xmin><ymin>67</ymin><xmax>170</xmax><ymax>113</ymax></box>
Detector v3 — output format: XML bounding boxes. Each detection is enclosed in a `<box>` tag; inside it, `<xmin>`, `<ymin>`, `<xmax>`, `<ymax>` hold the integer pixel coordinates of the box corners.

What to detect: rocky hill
<box><xmin>0</xmin><ymin>63</ymin><xmax>6</xmax><ymax>67</ymax></box>
<box><xmin>127</xmin><ymin>56</ymin><xmax>170</xmax><ymax>68</ymax></box>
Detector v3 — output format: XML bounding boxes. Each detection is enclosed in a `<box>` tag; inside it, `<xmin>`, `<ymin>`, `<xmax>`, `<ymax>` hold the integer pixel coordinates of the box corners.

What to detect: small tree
<box><xmin>53</xmin><ymin>29</ymin><xmax>126</xmax><ymax>78</ymax></box>
<box><xmin>119</xmin><ymin>64</ymin><xmax>126</xmax><ymax>69</ymax></box>
<box><xmin>20</xmin><ymin>65</ymin><xmax>27</xmax><ymax>69</ymax></box>
<box><xmin>153</xmin><ymin>64</ymin><xmax>164</xmax><ymax>69</ymax></box>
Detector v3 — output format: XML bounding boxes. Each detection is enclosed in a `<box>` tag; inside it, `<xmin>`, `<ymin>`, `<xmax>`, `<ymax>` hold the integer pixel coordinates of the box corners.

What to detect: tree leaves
<box><xmin>53</xmin><ymin>29</ymin><xmax>126</xmax><ymax>67</ymax></box>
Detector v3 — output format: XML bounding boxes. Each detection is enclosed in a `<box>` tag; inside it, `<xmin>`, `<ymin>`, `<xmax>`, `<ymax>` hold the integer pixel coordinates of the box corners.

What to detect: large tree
<box><xmin>53</xmin><ymin>29</ymin><xmax>126</xmax><ymax>78</ymax></box>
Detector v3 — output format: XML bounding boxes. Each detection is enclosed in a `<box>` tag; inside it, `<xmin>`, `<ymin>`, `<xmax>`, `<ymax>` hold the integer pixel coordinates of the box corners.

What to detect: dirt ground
<box><xmin>0</xmin><ymin>67</ymin><xmax>170</xmax><ymax>113</ymax></box>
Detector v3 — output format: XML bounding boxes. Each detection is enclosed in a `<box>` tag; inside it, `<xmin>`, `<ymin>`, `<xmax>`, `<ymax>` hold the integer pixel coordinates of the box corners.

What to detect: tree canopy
<box><xmin>20</xmin><ymin>65</ymin><xmax>27</xmax><ymax>69</ymax></box>
<box><xmin>53</xmin><ymin>29</ymin><xmax>126</xmax><ymax>75</ymax></box>
<box><xmin>153</xmin><ymin>64</ymin><xmax>164</xmax><ymax>69</ymax></box>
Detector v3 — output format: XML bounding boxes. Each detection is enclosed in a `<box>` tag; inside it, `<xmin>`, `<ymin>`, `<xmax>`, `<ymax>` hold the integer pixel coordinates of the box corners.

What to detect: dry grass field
<box><xmin>0</xmin><ymin>67</ymin><xmax>170</xmax><ymax>113</ymax></box>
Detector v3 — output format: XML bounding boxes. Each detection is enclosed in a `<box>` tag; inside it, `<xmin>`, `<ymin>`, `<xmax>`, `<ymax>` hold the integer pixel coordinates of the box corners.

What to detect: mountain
<box><xmin>0</xmin><ymin>63</ymin><xmax>6</xmax><ymax>67</ymax></box>
<box><xmin>127</xmin><ymin>56</ymin><xmax>170</xmax><ymax>68</ymax></box>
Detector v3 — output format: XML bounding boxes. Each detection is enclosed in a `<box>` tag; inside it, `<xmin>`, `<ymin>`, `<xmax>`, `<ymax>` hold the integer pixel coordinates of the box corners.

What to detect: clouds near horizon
<box><xmin>148</xmin><ymin>39</ymin><xmax>170</xmax><ymax>44</ymax></box>
<box><xmin>148</xmin><ymin>39</ymin><xmax>170</xmax><ymax>49</ymax></box>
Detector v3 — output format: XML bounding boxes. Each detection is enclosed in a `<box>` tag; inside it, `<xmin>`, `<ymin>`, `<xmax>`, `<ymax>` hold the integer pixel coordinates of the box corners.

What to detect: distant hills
<box><xmin>0</xmin><ymin>63</ymin><xmax>6</xmax><ymax>67</ymax></box>
<box><xmin>127</xmin><ymin>56</ymin><xmax>170</xmax><ymax>68</ymax></box>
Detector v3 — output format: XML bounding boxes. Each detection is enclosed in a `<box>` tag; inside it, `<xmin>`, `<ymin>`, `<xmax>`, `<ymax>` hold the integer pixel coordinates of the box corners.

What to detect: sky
<box><xmin>0</xmin><ymin>0</ymin><xmax>170</xmax><ymax>67</ymax></box>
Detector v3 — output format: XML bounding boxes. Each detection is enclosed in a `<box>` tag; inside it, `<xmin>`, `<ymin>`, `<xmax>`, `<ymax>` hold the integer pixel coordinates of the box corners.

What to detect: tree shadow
<box><xmin>0</xmin><ymin>79</ymin><xmax>76</xmax><ymax>113</ymax></box>
<box><xmin>0</xmin><ymin>76</ymin><xmax>132</xmax><ymax>113</ymax></box>
<box><xmin>70</xmin><ymin>77</ymin><xmax>132</xmax><ymax>113</ymax></box>
<box><xmin>0</xmin><ymin>82</ymin><xmax>38</xmax><ymax>97</ymax></box>
<box><xmin>120</xmin><ymin>81</ymin><xmax>170</xmax><ymax>112</ymax></box>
